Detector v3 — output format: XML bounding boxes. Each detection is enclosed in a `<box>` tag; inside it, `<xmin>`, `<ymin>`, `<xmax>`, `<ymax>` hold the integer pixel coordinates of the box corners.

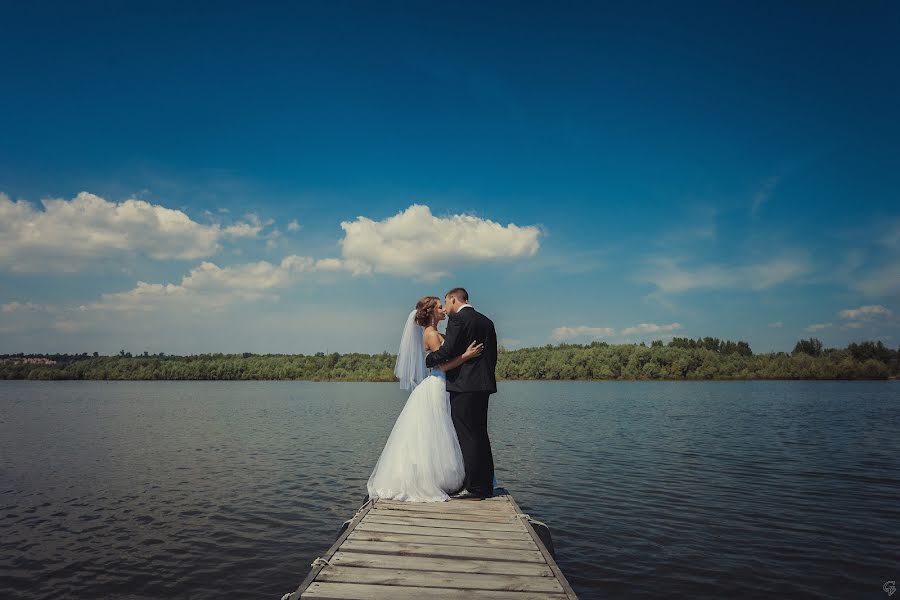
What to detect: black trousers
<box><xmin>449</xmin><ymin>390</ymin><xmax>494</xmax><ymax>496</ymax></box>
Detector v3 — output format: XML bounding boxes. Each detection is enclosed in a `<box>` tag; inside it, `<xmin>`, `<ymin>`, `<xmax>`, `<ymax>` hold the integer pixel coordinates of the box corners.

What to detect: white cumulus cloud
<box><xmin>0</xmin><ymin>191</ymin><xmax>268</xmax><ymax>272</ymax></box>
<box><xmin>222</xmin><ymin>213</ymin><xmax>265</xmax><ymax>238</ymax></box>
<box><xmin>339</xmin><ymin>205</ymin><xmax>541</xmax><ymax>279</ymax></box>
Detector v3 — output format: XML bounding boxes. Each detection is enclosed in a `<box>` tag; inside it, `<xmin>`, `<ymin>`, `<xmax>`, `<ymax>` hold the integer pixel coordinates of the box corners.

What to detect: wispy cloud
<box><xmin>751</xmin><ymin>176</ymin><xmax>780</xmax><ymax>215</ymax></box>
<box><xmin>804</xmin><ymin>322</ymin><xmax>832</xmax><ymax>333</ymax></box>
<box><xmin>809</xmin><ymin>247</ymin><xmax>900</xmax><ymax>299</ymax></box>
<box><xmin>768</xmin><ymin>321</ymin><xmax>784</xmax><ymax>328</ymax></box>
<box><xmin>620</xmin><ymin>322</ymin><xmax>682</xmax><ymax>336</ymax></box>
<box><xmin>881</xmin><ymin>221</ymin><xmax>900</xmax><ymax>248</ymax></box>
<box><xmin>551</xmin><ymin>326</ymin><xmax>616</xmax><ymax>341</ymax></box>
<box><xmin>82</xmin><ymin>255</ymin><xmax>355</xmax><ymax>313</ymax></box>
<box><xmin>658</xmin><ymin>205</ymin><xmax>718</xmax><ymax>244</ymax></box>
<box><xmin>53</xmin><ymin>319</ymin><xmax>89</xmax><ymax>333</ymax></box>
<box><xmin>839</xmin><ymin>305</ymin><xmax>892</xmax><ymax>320</ymax></box>
<box><xmin>640</xmin><ymin>255</ymin><xmax>809</xmax><ymax>294</ymax></box>
<box><xmin>1</xmin><ymin>301</ymin><xmax>52</xmax><ymax>313</ymax></box>
<box><xmin>551</xmin><ymin>322</ymin><xmax>682</xmax><ymax>341</ymax></box>
<box><xmin>511</xmin><ymin>248</ymin><xmax>606</xmax><ymax>275</ymax></box>
<box><xmin>287</xmin><ymin>219</ymin><xmax>301</xmax><ymax>232</ymax></box>
<box><xmin>0</xmin><ymin>300</ymin><xmax>69</xmax><ymax>337</ymax></box>
<box><xmin>500</xmin><ymin>338</ymin><xmax>524</xmax><ymax>349</ymax></box>
<box><xmin>851</xmin><ymin>263</ymin><xmax>900</xmax><ymax>297</ymax></box>
<box><xmin>837</xmin><ymin>304</ymin><xmax>894</xmax><ymax>331</ymax></box>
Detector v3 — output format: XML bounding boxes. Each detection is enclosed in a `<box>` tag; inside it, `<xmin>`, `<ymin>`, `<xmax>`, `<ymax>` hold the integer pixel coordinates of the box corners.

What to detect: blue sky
<box><xmin>1</xmin><ymin>1</ymin><xmax>898</xmax><ymax>355</ymax></box>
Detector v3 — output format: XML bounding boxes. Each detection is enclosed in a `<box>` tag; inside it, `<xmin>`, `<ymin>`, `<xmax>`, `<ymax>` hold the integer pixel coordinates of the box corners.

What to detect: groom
<box><xmin>425</xmin><ymin>287</ymin><xmax>498</xmax><ymax>499</ymax></box>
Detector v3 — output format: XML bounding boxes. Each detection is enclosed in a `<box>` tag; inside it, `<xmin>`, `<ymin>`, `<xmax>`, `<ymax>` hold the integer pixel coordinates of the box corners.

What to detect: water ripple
<box><xmin>1</xmin><ymin>380</ymin><xmax>898</xmax><ymax>599</ymax></box>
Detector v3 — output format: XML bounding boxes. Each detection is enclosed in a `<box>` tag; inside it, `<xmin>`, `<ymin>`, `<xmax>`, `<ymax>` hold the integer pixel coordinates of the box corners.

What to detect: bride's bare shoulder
<box><xmin>422</xmin><ymin>326</ymin><xmax>443</xmax><ymax>352</ymax></box>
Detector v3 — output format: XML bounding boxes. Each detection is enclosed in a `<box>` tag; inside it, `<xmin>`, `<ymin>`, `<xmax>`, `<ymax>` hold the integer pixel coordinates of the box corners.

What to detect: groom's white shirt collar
<box><xmin>457</xmin><ymin>303</ymin><xmax>473</xmax><ymax>312</ymax></box>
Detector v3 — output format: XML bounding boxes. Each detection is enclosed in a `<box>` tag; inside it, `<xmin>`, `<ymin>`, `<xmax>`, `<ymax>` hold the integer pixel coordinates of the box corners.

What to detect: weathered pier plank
<box><xmin>347</xmin><ymin>530</ymin><xmax>538</xmax><ymax>550</ymax></box>
<box><xmin>316</xmin><ymin>567</ymin><xmax>567</xmax><ymax>592</ymax></box>
<box><xmin>340</xmin><ymin>539</ymin><xmax>547</xmax><ymax>562</ymax></box>
<box><xmin>302</xmin><ymin>582</ymin><xmax>569</xmax><ymax>600</ymax></box>
<box><xmin>329</xmin><ymin>552</ymin><xmax>554</xmax><ymax>576</ymax></box>
<box><xmin>355</xmin><ymin>520</ymin><xmax>531</xmax><ymax>540</ymax></box>
<box><xmin>283</xmin><ymin>490</ymin><xmax>578</xmax><ymax>600</ymax></box>
<box><xmin>364</xmin><ymin>513</ymin><xmax>527</xmax><ymax>531</ymax></box>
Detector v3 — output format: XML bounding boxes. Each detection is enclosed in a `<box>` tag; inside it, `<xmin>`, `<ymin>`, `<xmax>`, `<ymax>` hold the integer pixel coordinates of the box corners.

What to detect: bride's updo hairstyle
<box><xmin>414</xmin><ymin>296</ymin><xmax>440</xmax><ymax>327</ymax></box>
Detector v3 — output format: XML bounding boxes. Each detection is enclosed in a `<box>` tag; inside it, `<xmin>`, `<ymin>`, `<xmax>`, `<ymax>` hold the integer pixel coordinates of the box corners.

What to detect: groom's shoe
<box><xmin>449</xmin><ymin>489</ymin><xmax>483</xmax><ymax>501</ymax></box>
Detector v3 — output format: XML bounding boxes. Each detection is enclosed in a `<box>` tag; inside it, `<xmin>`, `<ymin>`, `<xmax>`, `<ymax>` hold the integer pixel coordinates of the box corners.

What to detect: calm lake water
<box><xmin>0</xmin><ymin>380</ymin><xmax>897</xmax><ymax>599</ymax></box>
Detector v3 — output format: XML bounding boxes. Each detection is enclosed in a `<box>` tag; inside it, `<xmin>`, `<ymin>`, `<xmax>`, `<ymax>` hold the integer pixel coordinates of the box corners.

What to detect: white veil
<box><xmin>395</xmin><ymin>309</ymin><xmax>428</xmax><ymax>390</ymax></box>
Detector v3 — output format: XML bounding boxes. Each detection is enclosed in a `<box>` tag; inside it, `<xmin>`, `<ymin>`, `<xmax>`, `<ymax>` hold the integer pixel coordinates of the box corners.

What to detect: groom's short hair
<box><xmin>446</xmin><ymin>287</ymin><xmax>468</xmax><ymax>302</ymax></box>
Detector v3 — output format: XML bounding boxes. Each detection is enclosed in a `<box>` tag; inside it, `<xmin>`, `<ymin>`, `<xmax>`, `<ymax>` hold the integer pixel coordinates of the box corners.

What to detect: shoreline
<box><xmin>2</xmin><ymin>340</ymin><xmax>897</xmax><ymax>381</ymax></box>
<box><xmin>2</xmin><ymin>376</ymin><xmax>896</xmax><ymax>382</ymax></box>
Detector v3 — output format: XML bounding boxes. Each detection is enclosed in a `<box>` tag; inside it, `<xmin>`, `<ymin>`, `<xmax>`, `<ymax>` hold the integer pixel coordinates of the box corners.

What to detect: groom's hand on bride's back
<box><xmin>463</xmin><ymin>341</ymin><xmax>484</xmax><ymax>360</ymax></box>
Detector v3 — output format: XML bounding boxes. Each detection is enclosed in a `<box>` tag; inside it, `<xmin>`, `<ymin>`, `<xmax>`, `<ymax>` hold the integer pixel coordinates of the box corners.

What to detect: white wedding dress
<box><xmin>367</xmin><ymin>360</ymin><xmax>465</xmax><ymax>503</ymax></box>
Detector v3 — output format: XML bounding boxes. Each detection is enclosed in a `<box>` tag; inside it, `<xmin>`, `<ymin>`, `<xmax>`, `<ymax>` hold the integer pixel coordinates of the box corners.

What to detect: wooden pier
<box><xmin>283</xmin><ymin>490</ymin><xmax>578</xmax><ymax>599</ymax></box>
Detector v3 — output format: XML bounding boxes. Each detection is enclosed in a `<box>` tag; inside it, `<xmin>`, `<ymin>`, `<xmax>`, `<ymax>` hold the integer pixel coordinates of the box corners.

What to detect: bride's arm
<box><xmin>435</xmin><ymin>340</ymin><xmax>484</xmax><ymax>372</ymax></box>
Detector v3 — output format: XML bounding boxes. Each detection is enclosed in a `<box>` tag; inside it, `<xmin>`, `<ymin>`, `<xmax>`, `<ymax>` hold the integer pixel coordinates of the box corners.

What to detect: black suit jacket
<box><xmin>425</xmin><ymin>307</ymin><xmax>498</xmax><ymax>394</ymax></box>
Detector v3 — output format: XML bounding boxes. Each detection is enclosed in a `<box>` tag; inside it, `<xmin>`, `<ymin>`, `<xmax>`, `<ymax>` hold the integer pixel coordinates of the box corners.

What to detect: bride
<box><xmin>366</xmin><ymin>296</ymin><xmax>484</xmax><ymax>502</ymax></box>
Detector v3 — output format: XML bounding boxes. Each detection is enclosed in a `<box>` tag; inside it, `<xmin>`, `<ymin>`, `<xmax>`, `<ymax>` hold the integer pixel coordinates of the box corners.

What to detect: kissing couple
<box><xmin>367</xmin><ymin>287</ymin><xmax>498</xmax><ymax>501</ymax></box>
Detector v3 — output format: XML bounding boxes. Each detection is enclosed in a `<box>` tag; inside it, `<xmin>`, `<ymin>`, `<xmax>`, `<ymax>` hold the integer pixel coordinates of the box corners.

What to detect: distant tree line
<box><xmin>0</xmin><ymin>338</ymin><xmax>897</xmax><ymax>381</ymax></box>
<box><xmin>0</xmin><ymin>352</ymin><xmax>397</xmax><ymax>381</ymax></box>
<box><xmin>496</xmin><ymin>338</ymin><xmax>897</xmax><ymax>380</ymax></box>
